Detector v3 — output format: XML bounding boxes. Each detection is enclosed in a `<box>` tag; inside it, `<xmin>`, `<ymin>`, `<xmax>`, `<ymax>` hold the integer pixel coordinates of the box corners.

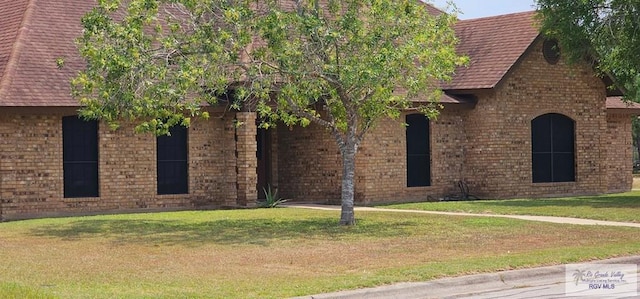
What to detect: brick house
<box><xmin>1</xmin><ymin>1</ymin><xmax>638</xmax><ymax>220</ymax></box>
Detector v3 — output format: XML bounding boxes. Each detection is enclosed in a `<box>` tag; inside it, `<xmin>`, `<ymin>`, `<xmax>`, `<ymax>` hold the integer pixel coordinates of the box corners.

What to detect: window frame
<box><xmin>62</xmin><ymin>116</ymin><xmax>99</xmax><ymax>198</ymax></box>
<box><xmin>406</xmin><ymin>114</ymin><xmax>432</xmax><ymax>187</ymax></box>
<box><xmin>156</xmin><ymin>125</ymin><xmax>189</xmax><ymax>195</ymax></box>
<box><xmin>531</xmin><ymin>113</ymin><xmax>576</xmax><ymax>183</ymax></box>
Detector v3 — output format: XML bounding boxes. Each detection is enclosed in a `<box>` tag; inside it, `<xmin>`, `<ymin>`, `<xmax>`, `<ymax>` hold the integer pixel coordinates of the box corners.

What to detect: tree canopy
<box><xmin>536</xmin><ymin>0</ymin><xmax>640</xmax><ymax>100</ymax></box>
<box><xmin>74</xmin><ymin>0</ymin><xmax>466</xmax><ymax>225</ymax></box>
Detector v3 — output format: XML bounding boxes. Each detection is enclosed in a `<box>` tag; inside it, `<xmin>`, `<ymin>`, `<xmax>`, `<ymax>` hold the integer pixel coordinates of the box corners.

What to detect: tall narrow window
<box><xmin>63</xmin><ymin>116</ymin><xmax>99</xmax><ymax>198</ymax></box>
<box><xmin>406</xmin><ymin>114</ymin><xmax>431</xmax><ymax>187</ymax></box>
<box><xmin>531</xmin><ymin>113</ymin><xmax>575</xmax><ymax>183</ymax></box>
<box><xmin>157</xmin><ymin>126</ymin><xmax>188</xmax><ymax>194</ymax></box>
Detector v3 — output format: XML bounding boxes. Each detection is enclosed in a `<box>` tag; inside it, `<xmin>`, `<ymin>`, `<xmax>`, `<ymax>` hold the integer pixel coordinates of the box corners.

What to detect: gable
<box><xmin>499</xmin><ymin>37</ymin><xmax>606</xmax><ymax>103</ymax></box>
<box><xmin>444</xmin><ymin>11</ymin><xmax>539</xmax><ymax>91</ymax></box>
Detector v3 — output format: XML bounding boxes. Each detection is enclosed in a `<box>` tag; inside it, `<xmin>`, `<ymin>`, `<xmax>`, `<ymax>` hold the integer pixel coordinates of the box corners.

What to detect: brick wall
<box><xmin>606</xmin><ymin>113</ymin><xmax>634</xmax><ymax>193</ymax></box>
<box><xmin>356</xmin><ymin>107</ymin><xmax>468</xmax><ymax>203</ymax></box>
<box><xmin>98</xmin><ymin>121</ymin><xmax>157</xmax><ymax>210</ymax></box>
<box><xmin>274</xmin><ymin>106</ymin><xmax>469</xmax><ymax>204</ymax></box>
<box><xmin>0</xmin><ymin>113</ymin><xmax>64</xmax><ymax>217</ymax></box>
<box><xmin>276</xmin><ymin>39</ymin><xmax>629</xmax><ymax>203</ymax></box>
<box><xmin>463</xmin><ymin>39</ymin><xmax>608</xmax><ymax>198</ymax></box>
<box><xmin>190</xmin><ymin>112</ymin><xmax>239</xmax><ymax>206</ymax></box>
<box><xmin>0</xmin><ymin>108</ymin><xmax>241</xmax><ymax>220</ymax></box>
<box><xmin>276</xmin><ymin>123</ymin><xmax>343</xmax><ymax>202</ymax></box>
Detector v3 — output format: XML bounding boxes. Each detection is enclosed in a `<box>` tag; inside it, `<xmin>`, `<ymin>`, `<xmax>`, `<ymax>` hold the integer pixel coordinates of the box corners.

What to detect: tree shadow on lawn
<box><xmin>28</xmin><ymin>217</ymin><xmax>420</xmax><ymax>247</ymax></box>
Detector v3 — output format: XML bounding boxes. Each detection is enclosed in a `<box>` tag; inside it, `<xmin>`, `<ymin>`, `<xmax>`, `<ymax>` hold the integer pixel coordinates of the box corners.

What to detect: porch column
<box><xmin>235</xmin><ymin>112</ymin><xmax>258</xmax><ymax>206</ymax></box>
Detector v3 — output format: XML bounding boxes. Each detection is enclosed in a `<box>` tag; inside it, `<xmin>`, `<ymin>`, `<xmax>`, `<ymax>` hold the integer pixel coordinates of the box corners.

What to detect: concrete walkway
<box><xmin>285</xmin><ymin>203</ymin><xmax>640</xmax><ymax>298</ymax></box>
<box><xmin>284</xmin><ymin>203</ymin><xmax>640</xmax><ymax>228</ymax></box>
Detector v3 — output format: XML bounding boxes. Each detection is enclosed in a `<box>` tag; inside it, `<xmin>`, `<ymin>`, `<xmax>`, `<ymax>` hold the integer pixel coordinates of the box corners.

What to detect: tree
<box><xmin>537</xmin><ymin>0</ymin><xmax>640</xmax><ymax>176</ymax></box>
<box><xmin>536</xmin><ymin>0</ymin><xmax>640</xmax><ymax>101</ymax></box>
<box><xmin>73</xmin><ymin>0</ymin><xmax>466</xmax><ymax>225</ymax></box>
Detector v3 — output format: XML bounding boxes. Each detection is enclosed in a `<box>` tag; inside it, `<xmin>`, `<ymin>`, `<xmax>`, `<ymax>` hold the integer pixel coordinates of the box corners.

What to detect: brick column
<box><xmin>235</xmin><ymin>112</ymin><xmax>258</xmax><ymax>206</ymax></box>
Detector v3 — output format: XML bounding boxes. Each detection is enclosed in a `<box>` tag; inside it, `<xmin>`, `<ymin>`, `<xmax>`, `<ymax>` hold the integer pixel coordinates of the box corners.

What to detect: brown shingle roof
<box><xmin>0</xmin><ymin>1</ymin><xmax>447</xmax><ymax>107</ymax></box>
<box><xmin>606</xmin><ymin>97</ymin><xmax>640</xmax><ymax>114</ymax></box>
<box><xmin>0</xmin><ymin>5</ymin><xmax>597</xmax><ymax>107</ymax></box>
<box><xmin>443</xmin><ymin>11</ymin><xmax>539</xmax><ymax>91</ymax></box>
<box><xmin>0</xmin><ymin>0</ymin><xmax>93</xmax><ymax>106</ymax></box>
<box><xmin>0</xmin><ymin>0</ymin><xmax>30</xmax><ymax>97</ymax></box>
<box><xmin>424</xmin><ymin>3</ymin><xmax>446</xmax><ymax>16</ymax></box>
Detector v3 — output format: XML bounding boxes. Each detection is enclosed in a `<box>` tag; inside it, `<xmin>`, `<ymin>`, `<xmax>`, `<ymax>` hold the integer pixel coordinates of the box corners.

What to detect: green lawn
<box><xmin>1</xmin><ymin>208</ymin><xmax>640</xmax><ymax>298</ymax></box>
<box><xmin>382</xmin><ymin>191</ymin><xmax>640</xmax><ymax>223</ymax></box>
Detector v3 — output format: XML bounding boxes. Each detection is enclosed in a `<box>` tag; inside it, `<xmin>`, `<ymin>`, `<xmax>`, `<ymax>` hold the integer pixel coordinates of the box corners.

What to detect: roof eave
<box><xmin>606</xmin><ymin>97</ymin><xmax>640</xmax><ymax>115</ymax></box>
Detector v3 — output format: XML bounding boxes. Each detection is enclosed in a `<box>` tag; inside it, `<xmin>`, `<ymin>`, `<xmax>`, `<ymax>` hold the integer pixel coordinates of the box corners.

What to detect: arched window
<box><xmin>157</xmin><ymin>125</ymin><xmax>189</xmax><ymax>194</ymax></box>
<box><xmin>406</xmin><ymin>114</ymin><xmax>431</xmax><ymax>187</ymax></box>
<box><xmin>531</xmin><ymin>113</ymin><xmax>575</xmax><ymax>183</ymax></box>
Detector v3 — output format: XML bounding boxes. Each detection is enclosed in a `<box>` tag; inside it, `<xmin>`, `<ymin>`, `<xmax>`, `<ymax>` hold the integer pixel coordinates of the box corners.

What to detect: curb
<box><xmin>294</xmin><ymin>256</ymin><xmax>640</xmax><ymax>299</ymax></box>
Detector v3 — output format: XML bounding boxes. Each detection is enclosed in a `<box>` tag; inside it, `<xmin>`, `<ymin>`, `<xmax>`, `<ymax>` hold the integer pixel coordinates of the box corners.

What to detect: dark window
<box><xmin>543</xmin><ymin>39</ymin><xmax>561</xmax><ymax>64</ymax></box>
<box><xmin>531</xmin><ymin>113</ymin><xmax>575</xmax><ymax>183</ymax></box>
<box><xmin>63</xmin><ymin>116</ymin><xmax>99</xmax><ymax>198</ymax></box>
<box><xmin>406</xmin><ymin>114</ymin><xmax>431</xmax><ymax>187</ymax></box>
<box><xmin>157</xmin><ymin>126</ymin><xmax>188</xmax><ymax>194</ymax></box>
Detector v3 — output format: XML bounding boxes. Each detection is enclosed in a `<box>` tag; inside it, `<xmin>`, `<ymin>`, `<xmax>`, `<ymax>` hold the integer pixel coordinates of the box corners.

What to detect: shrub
<box><xmin>257</xmin><ymin>185</ymin><xmax>287</xmax><ymax>208</ymax></box>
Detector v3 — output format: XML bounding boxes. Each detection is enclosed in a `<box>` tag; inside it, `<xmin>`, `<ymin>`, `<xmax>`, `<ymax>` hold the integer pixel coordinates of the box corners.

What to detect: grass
<box><xmin>1</xmin><ymin>208</ymin><xmax>640</xmax><ymax>298</ymax></box>
<box><xmin>0</xmin><ymin>282</ymin><xmax>56</xmax><ymax>299</ymax></box>
<box><xmin>383</xmin><ymin>191</ymin><xmax>640</xmax><ymax>223</ymax></box>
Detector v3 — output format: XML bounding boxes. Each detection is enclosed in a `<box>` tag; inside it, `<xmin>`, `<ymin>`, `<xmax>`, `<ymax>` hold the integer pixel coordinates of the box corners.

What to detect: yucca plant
<box><xmin>258</xmin><ymin>185</ymin><xmax>287</xmax><ymax>208</ymax></box>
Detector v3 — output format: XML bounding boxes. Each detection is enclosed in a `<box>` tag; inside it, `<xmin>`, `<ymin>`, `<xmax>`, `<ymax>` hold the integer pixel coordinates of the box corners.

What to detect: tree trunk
<box><xmin>339</xmin><ymin>146</ymin><xmax>356</xmax><ymax>226</ymax></box>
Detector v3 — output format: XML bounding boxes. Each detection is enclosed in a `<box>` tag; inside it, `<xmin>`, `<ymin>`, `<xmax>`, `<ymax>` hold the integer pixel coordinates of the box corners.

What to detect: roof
<box><xmin>0</xmin><ymin>1</ymin><xmax>447</xmax><ymax>108</ymax></box>
<box><xmin>0</xmin><ymin>0</ymin><xmax>29</xmax><ymax>86</ymax></box>
<box><xmin>0</xmin><ymin>3</ymin><xmax>630</xmax><ymax>111</ymax></box>
<box><xmin>606</xmin><ymin>97</ymin><xmax>640</xmax><ymax>114</ymax></box>
<box><xmin>443</xmin><ymin>11</ymin><xmax>540</xmax><ymax>91</ymax></box>
<box><xmin>0</xmin><ymin>0</ymin><xmax>93</xmax><ymax>106</ymax></box>
<box><xmin>424</xmin><ymin>4</ymin><xmax>446</xmax><ymax>16</ymax></box>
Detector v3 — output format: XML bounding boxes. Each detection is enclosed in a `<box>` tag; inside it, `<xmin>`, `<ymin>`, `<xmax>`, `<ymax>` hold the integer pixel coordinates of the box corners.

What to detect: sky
<box><xmin>430</xmin><ymin>0</ymin><xmax>537</xmax><ymax>19</ymax></box>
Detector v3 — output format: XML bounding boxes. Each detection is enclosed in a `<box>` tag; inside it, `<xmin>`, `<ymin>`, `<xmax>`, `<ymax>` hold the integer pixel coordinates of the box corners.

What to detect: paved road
<box><xmin>285</xmin><ymin>204</ymin><xmax>640</xmax><ymax>298</ymax></box>
<box><xmin>294</xmin><ymin>256</ymin><xmax>640</xmax><ymax>299</ymax></box>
